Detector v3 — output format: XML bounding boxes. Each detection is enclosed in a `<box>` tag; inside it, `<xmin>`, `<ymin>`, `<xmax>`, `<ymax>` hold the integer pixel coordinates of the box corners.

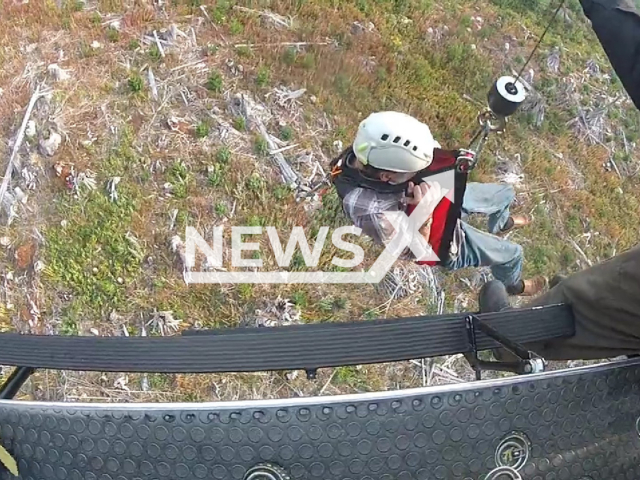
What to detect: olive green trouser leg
<box><xmin>492</xmin><ymin>244</ymin><xmax>640</xmax><ymax>362</ymax></box>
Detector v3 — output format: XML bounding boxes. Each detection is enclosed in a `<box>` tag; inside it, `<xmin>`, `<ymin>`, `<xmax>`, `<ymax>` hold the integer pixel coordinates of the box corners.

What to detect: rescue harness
<box><xmin>329</xmin><ymin>148</ymin><xmax>473</xmax><ymax>266</ymax></box>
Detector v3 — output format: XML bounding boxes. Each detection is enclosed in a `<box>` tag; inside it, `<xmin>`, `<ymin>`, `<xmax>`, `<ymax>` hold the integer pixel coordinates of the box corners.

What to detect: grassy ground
<box><xmin>0</xmin><ymin>0</ymin><xmax>637</xmax><ymax>402</ymax></box>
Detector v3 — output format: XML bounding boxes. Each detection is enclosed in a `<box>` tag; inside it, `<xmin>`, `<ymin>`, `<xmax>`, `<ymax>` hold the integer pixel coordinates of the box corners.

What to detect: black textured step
<box><xmin>0</xmin><ymin>358</ymin><xmax>639</xmax><ymax>480</ymax></box>
<box><xmin>0</xmin><ymin>305</ymin><xmax>573</xmax><ymax>373</ymax></box>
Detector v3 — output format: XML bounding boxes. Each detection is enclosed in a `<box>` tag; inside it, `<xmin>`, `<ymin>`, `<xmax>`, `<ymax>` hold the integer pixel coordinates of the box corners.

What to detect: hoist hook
<box><xmin>477</xmin><ymin>109</ymin><xmax>507</xmax><ymax>133</ymax></box>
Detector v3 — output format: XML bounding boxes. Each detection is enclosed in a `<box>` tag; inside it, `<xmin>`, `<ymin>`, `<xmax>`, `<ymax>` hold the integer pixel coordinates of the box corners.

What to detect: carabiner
<box><xmin>456</xmin><ymin>149</ymin><xmax>477</xmax><ymax>173</ymax></box>
<box><xmin>477</xmin><ymin>109</ymin><xmax>507</xmax><ymax>133</ymax></box>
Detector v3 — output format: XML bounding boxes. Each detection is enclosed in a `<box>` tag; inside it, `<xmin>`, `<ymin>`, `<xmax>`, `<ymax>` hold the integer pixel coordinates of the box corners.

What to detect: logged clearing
<box><xmin>0</xmin><ymin>0</ymin><xmax>638</xmax><ymax>402</ymax></box>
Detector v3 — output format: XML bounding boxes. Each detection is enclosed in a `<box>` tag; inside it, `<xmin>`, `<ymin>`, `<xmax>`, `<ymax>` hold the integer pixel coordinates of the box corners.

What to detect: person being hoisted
<box><xmin>329</xmin><ymin>111</ymin><xmax>547</xmax><ymax>296</ymax></box>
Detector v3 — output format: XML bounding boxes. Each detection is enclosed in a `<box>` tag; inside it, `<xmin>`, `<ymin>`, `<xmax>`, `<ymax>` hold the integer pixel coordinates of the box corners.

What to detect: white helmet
<box><xmin>352</xmin><ymin>111</ymin><xmax>439</xmax><ymax>173</ymax></box>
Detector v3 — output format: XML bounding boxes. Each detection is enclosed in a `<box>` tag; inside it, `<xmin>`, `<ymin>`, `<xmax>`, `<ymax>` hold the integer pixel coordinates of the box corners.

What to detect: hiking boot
<box><xmin>477</xmin><ymin>281</ymin><xmax>516</xmax><ymax>365</ymax></box>
<box><xmin>549</xmin><ymin>274</ymin><xmax>567</xmax><ymax>289</ymax></box>
<box><xmin>478</xmin><ymin>280</ymin><xmax>512</xmax><ymax>313</ymax></box>
<box><xmin>505</xmin><ymin>276</ymin><xmax>548</xmax><ymax>296</ymax></box>
<box><xmin>500</xmin><ymin>214</ymin><xmax>532</xmax><ymax>233</ymax></box>
<box><xmin>521</xmin><ymin>275</ymin><xmax>548</xmax><ymax>296</ymax></box>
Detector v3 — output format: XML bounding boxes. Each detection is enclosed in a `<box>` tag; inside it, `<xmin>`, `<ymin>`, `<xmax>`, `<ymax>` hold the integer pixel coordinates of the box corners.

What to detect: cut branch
<box><xmin>153</xmin><ymin>30</ymin><xmax>166</xmax><ymax>58</ymax></box>
<box><xmin>233</xmin><ymin>41</ymin><xmax>331</xmax><ymax>49</ymax></box>
<box><xmin>0</xmin><ymin>84</ymin><xmax>52</xmax><ymax>212</ymax></box>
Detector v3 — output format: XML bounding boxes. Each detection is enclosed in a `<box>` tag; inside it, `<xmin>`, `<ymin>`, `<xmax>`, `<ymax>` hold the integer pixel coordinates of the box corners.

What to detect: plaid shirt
<box><xmin>342</xmin><ymin>186</ymin><xmax>462</xmax><ymax>262</ymax></box>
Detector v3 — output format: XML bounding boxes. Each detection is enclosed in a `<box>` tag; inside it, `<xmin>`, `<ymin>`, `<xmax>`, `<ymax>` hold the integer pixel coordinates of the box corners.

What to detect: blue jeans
<box><xmin>442</xmin><ymin>182</ymin><xmax>523</xmax><ymax>287</ymax></box>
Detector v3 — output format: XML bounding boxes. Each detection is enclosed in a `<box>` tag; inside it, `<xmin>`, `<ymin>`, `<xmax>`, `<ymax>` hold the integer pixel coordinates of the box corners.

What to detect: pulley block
<box><xmin>487</xmin><ymin>76</ymin><xmax>527</xmax><ymax>118</ymax></box>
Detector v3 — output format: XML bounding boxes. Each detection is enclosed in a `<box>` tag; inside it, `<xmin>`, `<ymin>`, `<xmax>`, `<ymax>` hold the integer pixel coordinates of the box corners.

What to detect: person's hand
<box><xmin>406</xmin><ymin>181</ymin><xmax>428</xmax><ymax>205</ymax></box>
<box><xmin>406</xmin><ymin>181</ymin><xmax>443</xmax><ymax>206</ymax></box>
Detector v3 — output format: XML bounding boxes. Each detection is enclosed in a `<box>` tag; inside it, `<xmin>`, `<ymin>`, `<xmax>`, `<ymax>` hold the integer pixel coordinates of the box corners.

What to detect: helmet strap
<box><xmin>331</xmin><ymin>148</ymin><xmax>410</xmax><ymax>194</ymax></box>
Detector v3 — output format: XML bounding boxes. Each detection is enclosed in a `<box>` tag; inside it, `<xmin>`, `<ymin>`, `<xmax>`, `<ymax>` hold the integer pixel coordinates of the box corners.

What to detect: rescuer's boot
<box><xmin>549</xmin><ymin>274</ymin><xmax>567</xmax><ymax>289</ymax></box>
<box><xmin>478</xmin><ymin>280</ymin><xmax>511</xmax><ymax>313</ymax></box>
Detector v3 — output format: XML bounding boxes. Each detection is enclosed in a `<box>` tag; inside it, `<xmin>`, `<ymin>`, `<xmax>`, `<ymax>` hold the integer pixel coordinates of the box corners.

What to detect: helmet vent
<box><xmin>381</xmin><ymin>134</ymin><xmax>389</xmax><ymax>141</ymax></box>
<box><xmin>392</xmin><ymin>136</ymin><xmax>401</xmax><ymax>144</ymax></box>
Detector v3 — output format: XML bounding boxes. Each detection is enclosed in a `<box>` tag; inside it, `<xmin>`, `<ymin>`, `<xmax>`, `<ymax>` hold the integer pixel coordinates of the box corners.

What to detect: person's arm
<box><xmin>578</xmin><ymin>0</ymin><xmax>640</xmax><ymax>111</ymax></box>
<box><xmin>351</xmin><ymin>210</ymin><xmax>416</xmax><ymax>260</ymax></box>
<box><xmin>347</xmin><ymin>182</ymin><xmax>441</xmax><ymax>260</ymax></box>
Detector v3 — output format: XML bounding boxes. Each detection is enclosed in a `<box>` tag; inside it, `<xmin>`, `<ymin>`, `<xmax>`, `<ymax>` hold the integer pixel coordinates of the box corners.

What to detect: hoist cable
<box><xmin>515</xmin><ymin>0</ymin><xmax>568</xmax><ymax>82</ymax></box>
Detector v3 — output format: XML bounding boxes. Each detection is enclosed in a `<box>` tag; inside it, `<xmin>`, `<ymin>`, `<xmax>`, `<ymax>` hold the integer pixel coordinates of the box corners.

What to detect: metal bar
<box><xmin>473</xmin><ymin>360</ymin><xmax>533</xmax><ymax>375</ymax></box>
<box><xmin>464</xmin><ymin>315</ymin><xmax>545</xmax><ymax>377</ymax></box>
<box><xmin>470</xmin><ymin>315</ymin><xmax>532</xmax><ymax>360</ymax></box>
<box><xmin>0</xmin><ymin>366</ymin><xmax>35</xmax><ymax>399</ymax></box>
<box><xmin>465</xmin><ymin>317</ymin><xmax>482</xmax><ymax>380</ymax></box>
